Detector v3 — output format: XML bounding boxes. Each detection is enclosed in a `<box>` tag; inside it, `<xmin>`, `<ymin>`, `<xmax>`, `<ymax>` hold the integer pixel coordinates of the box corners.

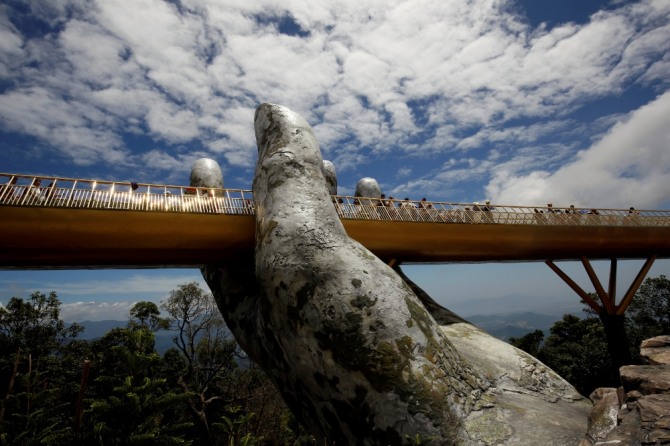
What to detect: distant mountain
<box><xmin>467</xmin><ymin>312</ymin><xmax>563</xmax><ymax>341</ymax></box>
<box><xmin>75</xmin><ymin>320</ymin><xmax>126</xmax><ymax>339</ymax></box>
<box><xmin>72</xmin><ymin>310</ymin><xmax>566</xmax><ymax>351</ymax></box>
<box><xmin>72</xmin><ymin>320</ymin><xmax>220</xmax><ymax>354</ymax></box>
<box><xmin>446</xmin><ymin>293</ymin><xmax>583</xmax><ymax>318</ymax></box>
<box><xmin>72</xmin><ymin>320</ymin><xmax>171</xmax><ymax>353</ymax></box>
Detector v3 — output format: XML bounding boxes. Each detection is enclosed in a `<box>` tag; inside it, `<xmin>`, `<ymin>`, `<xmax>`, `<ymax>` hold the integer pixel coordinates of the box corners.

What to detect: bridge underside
<box><xmin>1</xmin><ymin>206</ymin><xmax>668</xmax><ymax>269</ymax></box>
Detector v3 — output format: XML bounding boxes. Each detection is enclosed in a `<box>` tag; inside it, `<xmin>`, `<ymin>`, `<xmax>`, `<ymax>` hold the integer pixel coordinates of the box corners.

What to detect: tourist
<box><xmin>0</xmin><ymin>177</ymin><xmax>17</xmax><ymax>201</ymax></box>
<box><xmin>44</xmin><ymin>181</ymin><xmax>57</xmax><ymax>200</ymax></box>
<box><xmin>22</xmin><ymin>178</ymin><xmax>44</xmax><ymax>203</ymax></box>
<box><xmin>625</xmin><ymin>207</ymin><xmax>640</xmax><ymax>225</ymax></box>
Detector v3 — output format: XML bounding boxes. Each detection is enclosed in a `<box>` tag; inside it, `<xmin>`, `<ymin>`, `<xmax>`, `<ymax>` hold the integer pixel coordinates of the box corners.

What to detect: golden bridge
<box><xmin>2</xmin><ymin>173</ymin><xmax>669</xmax><ymax>315</ymax></box>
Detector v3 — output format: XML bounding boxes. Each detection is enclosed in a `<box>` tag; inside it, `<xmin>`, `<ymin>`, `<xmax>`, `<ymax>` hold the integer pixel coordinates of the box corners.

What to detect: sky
<box><xmin>1</xmin><ymin>0</ymin><xmax>669</xmax><ymax>321</ymax></box>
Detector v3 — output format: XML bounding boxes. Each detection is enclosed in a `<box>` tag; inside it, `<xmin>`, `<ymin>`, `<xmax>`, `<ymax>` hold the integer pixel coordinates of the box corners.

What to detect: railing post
<box><xmin>66</xmin><ymin>181</ymin><xmax>77</xmax><ymax>207</ymax></box>
<box><xmin>87</xmin><ymin>181</ymin><xmax>97</xmax><ymax>208</ymax></box>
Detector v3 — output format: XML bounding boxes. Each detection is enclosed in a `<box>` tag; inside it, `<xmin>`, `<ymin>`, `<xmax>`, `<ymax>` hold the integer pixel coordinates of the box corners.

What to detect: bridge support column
<box><xmin>545</xmin><ymin>256</ymin><xmax>657</xmax><ymax>376</ymax></box>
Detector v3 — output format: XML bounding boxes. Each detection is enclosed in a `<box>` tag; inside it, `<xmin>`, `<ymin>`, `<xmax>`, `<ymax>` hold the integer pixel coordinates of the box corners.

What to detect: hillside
<box><xmin>74</xmin><ymin>311</ymin><xmax>570</xmax><ymax>346</ymax></box>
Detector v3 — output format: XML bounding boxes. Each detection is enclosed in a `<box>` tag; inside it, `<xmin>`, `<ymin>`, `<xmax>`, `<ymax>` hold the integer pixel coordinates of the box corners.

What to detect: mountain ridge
<box><xmin>72</xmin><ymin>310</ymin><xmax>577</xmax><ymax>345</ymax></box>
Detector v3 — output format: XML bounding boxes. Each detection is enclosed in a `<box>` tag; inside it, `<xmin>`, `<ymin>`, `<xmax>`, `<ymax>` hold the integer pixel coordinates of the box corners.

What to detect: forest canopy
<box><xmin>1</xmin><ymin>276</ymin><xmax>668</xmax><ymax>444</ymax></box>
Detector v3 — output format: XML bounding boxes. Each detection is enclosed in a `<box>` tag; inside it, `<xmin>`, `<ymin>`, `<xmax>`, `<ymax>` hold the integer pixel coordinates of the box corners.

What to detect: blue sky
<box><xmin>1</xmin><ymin>0</ymin><xmax>669</xmax><ymax>321</ymax></box>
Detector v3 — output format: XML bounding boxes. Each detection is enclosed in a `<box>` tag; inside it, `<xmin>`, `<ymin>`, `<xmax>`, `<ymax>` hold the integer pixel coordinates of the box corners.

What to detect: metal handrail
<box><xmin>0</xmin><ymin>173</ymin><xmax>254</xmax><ymax>215</ymax></box>
<box><xmin>333</xmin><ymin>196</ymin><xmax>669</xmax><ymax>227</ymax></box>
<box><xmin>1</xmin><ymin>173</ymin><xmax>669</xmax><ymax>227</ymax></box>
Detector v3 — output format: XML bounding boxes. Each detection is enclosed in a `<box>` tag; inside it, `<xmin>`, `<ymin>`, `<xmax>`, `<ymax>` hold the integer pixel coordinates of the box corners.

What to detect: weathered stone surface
<box><xmin>201</xmin><ymin>103</ymin><xmax>592</xmax><ymax>445</ymax></box>
<box><xmin>606</xmin><ymin>394</ymin><xmax>670</xmax><ymax>444</ymax></box>
<box><xmin>641</xmin><ymin>336</ymin><xmax>670</xmax><ymax>349</ymax></box>
<box><xmin>641</xmin><ymin>336</ymin><xmax>670</xmax><ymax>365</ymax></box>
<box><xmin>644</xmin><ymin>351</ymin><xmax>670</xmax><ymax>366</ymax></box>
<box><xmin>396</xmin><ymin>267</ymin><xmax>590</xmax><ymax>444</ymax></box>
<box><xmin>620</xmin><ymin>365</ymin><xmax>670</xmax><ymax>395</ymax></box>
<box><xmin>584</xmin><ymin>388</ymin><xmax>621</xmax><ymax>442</ymax></box>
<box><xmin>204</xmin><ymin>103</ymin><xmax>485</xmax><ymax>444</ymax></box>
<box><xmin>599</xmin><ymin>406</ymin><xmax>644</xmax><ymax>445</ymax></box>
<box><xmin>394</xmin><ymin>266</ymin><xmax>469</xmax><ymax>326</ymax></box>
<box><xmin>443</xmin><ymin>323</ymin><xmax>590</xmax><ymax>445</ymax></box>
<box><xmin>355</xmin><ymin>176</ymin><xmax>381</xmax><ymax>198</ymax></box>
<box><xmin>322</xmin><ymin>160</ymin><xmax>337</xmax><ymax>195</ymax></box>
<box><xmin>190</xmin><ymin>158</ymin><xmax>224</xmax><ymax>191</ymax></box>
<box><xmin>598</xmin><ymin>338</ymin><xmax>670</xmax><ymax>444</ymax></box>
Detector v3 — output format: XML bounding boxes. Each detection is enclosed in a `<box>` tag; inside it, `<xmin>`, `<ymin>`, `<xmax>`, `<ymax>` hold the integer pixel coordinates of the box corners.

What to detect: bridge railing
<box><xmin>1</xmin><ymin>173</ymin><xmax>669</xmax><ymax>227</ymax></box>
<box><xmin>0</xmin><ymin>173</ymin><xmax>254</xmax><ymax>214</ymax></box>
<box><xmin>331</xmin><ymin>197</ymin><xmax>670</xmax><ymax>227</ymax></box>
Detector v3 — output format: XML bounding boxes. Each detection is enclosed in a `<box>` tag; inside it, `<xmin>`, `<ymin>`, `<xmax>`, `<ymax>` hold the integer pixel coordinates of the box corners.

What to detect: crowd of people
<box><xmin>1</xmin><ymin>175</ymin><xmax>645</xmax><ymax>225</ymax></box>
<box><xmin>0</xmin><ymin>176</ymin><xmax>259</xmax><ymax>216</ymax></box>
<box><xmin>335</xmin><ymin>195</ymin><xmax>495</xmax><ymax>223</ymax></box>
<box><xmin>334</xmin><ymin>196</ymin><xmax>647</xmax><ymax>225</ymax></box>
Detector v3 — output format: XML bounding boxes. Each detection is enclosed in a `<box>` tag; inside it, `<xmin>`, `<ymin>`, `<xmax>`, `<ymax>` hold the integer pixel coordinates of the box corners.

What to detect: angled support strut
<box><xmin>545</xmin><ymin>255</ymin><xmax>657</xmax><ymax>316</ymax></box>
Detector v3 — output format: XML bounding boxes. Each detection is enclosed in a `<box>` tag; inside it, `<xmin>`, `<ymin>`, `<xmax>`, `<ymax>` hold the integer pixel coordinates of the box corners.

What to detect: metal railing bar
<box><xmin>1</xmin><ymin>173</ymin><xmax>669</xmax><ymax>227</ymax></box>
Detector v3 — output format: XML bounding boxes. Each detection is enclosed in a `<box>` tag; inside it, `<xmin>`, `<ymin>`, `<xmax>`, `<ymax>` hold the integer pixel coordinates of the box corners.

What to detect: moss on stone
<box><xmin>396</xmin><ymin>335</ymin><xmax>415</xmax><ymax>358</ymax></box>
<box><xmin>368</xmin><ymin>341</ymin><xmax>407</xmax><ymax>393</ymax></box>
<box><xmin>350</xmin><ymin>293</ymin><xmax>377</xmax><ymax>311</ymax></box>
<box><xmin>404</xmin><ymin>296</ymin><xmax>449</xmax><ymax>370</ymax></box>
<box><xmin>405</xmin><ymin>296</ymin><xmax>434</xmax><ymax>338</ymax></box>
<box><xmin>314</xmin><ymin>311</ymin><xmax>369</xmax><ymax>369</ymax></box>
<box><xmin>463</xmin><ymin>408</ymin><xmax>512</xmax><ymax>444</ymax></box>
<box><xmin>296</xmin><ymin>281</ymin><xmax>315</xmax><ymax>310</ymax></box>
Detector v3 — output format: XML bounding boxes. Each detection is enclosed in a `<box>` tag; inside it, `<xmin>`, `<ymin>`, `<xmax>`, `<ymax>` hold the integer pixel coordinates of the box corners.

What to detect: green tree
<box><xmin>511</xmin><ymin>314</ymin><xmax>616</xmax><ymax>397</ymax></box>
<box><xmin>161</xmin><ymin>282</ymin><xmax>242</xmax><ymax>440</ymax></box>
<box><xmin>211</xmin><ymin>406</ymin><xmax>261</xmax><ymax>446</ymax></box>
<box><xmin>509</xmin><ymin>329</ymin><xmax>544</xmax><ymax>357</ymax></box>
<box><xmin>510</xmin><ymin>275</ymin><xmax>670</xmax><ymax>397</ymax></box>
<box><xmin>84</xmin><ymin>328</ymin><xmax>192</xmax><ymax>445</ymax></box>
<box><xmin>129</xmin><ymin>301</ymin><xmax>170</xmax><ymax>332</ymax></box>
<box><xmin>87</xmin><ymin>376</ymin><xmax>192</xmax><ymax>445</ymax></box>
<box><xmin>626</xmin><ymin>275</ymin><xmax>670</xmax><ymax>346</ymax></box>
<box><xmin>0</xmin><ymin>292</ymin><xmax>83</xmax><ymax>443</ymax></box>
<box><xmin>536</xmin><ymin>314</ymin><xmax>616</xmax><ymax>396</ymax></box>
<box><xmin>0</xmin><ymin>366</ymin><xmax>75</xmax><ymax>445</ymax></box>
<box><xmin>0</xmin><ymin>291</ymin><xmax>82</xmax><ymax>363</ymax></box>
<box><xmin>89</xmin><ymin>326</ymin><xmax>161</xmax><ymax>397</ymax></box>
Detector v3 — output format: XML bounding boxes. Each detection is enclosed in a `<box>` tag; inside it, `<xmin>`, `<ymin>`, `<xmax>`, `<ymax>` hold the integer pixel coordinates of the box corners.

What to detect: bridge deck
<box><xmin>1</xmin><ymin>173</ymin><xmax>669</xmax><ymax>268</ymax></box>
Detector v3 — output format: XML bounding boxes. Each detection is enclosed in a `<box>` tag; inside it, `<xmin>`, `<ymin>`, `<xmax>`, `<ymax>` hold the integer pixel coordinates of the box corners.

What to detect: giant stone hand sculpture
<box><xmin>201</xmin><ymin>103</ymin><xmax>591</xmax><ymax>445</ymax></box>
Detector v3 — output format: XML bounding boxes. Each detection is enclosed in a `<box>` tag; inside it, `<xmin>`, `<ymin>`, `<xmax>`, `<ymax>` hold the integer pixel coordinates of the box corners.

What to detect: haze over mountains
<box><xmin>76</xmin><ymin>292</ymin><xmax>584</xmax><ymax>348</ymax></box>
<box><xmin>448</xmin><ymin>293</ymin><xmax>584</xmax><ymax>318</ymax></box>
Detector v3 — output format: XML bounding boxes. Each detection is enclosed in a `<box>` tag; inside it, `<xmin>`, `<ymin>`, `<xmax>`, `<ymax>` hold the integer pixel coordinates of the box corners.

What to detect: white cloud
<box><xmin>0</xmin><ymin>87</ymin><xmax>128</xmax><ymax>165</ymax></box>
<box><xmin>396</xmin><ymin>166</ymin><xmax>412</xmax><ymax>178</ymax></box>
<box><xmin>487</xmin><ymin>91</ymin><xmax>670</xmax><ymax>208</ymax></box>
<box><xmin>0</xmin><ymin>9</ymin><xmax>24</xmax><ymax>77</ymax></box>
<box><xmin>0</xmin><ymin>271</ymin><xmax>206</xmax><ymax>321</ymax></box>
<box><xmin>139</xmin><ymin>150</ymin><xmax>185</xmax><ymax>171</ymax></box>
<box><xmin>61</xmin><ymin>300</ymin><xmax>136</xmax><ymax>322</ymax></box>
<box><xmin>50</xmin><ymin>272</ymin><xmax>203</xmax><ymax>296</ymax></box>
<box><xmin>0</xmin><ymin>0</ymin><xmax>668</xmax><ymax>194</ymax></box>
<box><xmin>145</xmin><ymin>103</ymin><xmax>200</xmax><ymax>142</ymax></box>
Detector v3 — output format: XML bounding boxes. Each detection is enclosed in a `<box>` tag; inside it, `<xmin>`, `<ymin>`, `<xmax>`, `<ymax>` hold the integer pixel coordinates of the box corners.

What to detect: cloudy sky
<box><xmin>1</xmin><ymin>0</ymin><xmax>669</xmax><ymax>321</ymax></box>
